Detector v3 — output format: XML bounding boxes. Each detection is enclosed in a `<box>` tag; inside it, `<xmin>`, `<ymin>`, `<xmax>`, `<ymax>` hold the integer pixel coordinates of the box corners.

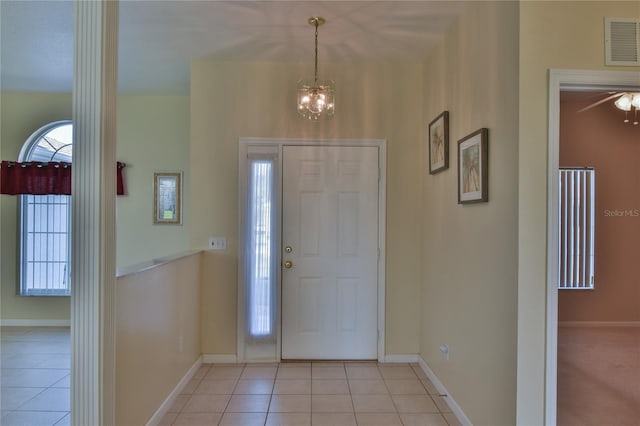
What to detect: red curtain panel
<box><xmin>0</xmin><ymin>161</ymin><xmax>126</xmax><ymax>195</ymax></box>
<box><xmin>116</xmin><ymin>162</ymin><xmax>126</xmax><ymax>196</ymax></box>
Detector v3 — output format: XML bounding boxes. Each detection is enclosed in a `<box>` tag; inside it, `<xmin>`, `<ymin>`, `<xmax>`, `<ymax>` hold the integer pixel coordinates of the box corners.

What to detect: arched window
<box><xmin>18</xmin><ymin>120</ymin><xmax>72</xmax><ymax>296</ymax></box>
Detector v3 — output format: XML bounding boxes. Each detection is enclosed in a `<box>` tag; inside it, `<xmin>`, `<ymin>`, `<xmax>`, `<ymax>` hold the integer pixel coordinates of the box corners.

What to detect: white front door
<box><xmin>281</xmin><ymin>145</ymin><xmax>379</xmax><ymax>359</ymax></box>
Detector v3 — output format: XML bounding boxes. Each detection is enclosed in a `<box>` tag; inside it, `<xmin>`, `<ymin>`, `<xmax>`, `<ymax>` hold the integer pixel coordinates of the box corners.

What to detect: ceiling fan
<box><xmin>577</xmin><ymin>91</ymin><xmax>640</xmax><ymax>125</ymax></box>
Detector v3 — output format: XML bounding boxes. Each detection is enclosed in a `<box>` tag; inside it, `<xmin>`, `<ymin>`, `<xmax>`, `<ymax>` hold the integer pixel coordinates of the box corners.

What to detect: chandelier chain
<box><xmin>314</xmin><ymin>19</ymin><xmax>319</xmax><ymax>84</ymax></box>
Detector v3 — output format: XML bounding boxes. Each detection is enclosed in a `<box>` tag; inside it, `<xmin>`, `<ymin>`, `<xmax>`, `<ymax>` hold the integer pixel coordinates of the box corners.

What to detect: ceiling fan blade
<box><xmin>577</xmin><ymin>93</ymin><xmax>624</xmax><ymax>113</ymax></box>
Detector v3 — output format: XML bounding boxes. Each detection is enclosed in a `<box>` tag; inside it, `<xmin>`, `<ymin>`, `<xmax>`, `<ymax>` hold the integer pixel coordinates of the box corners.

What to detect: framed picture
<box><xmin>153</xmin><ymin>172</ymin><xmax>182</xmax><ymax>224</ymax></box>
<box><xmin>458</xmin><ymin>128</ymin><xmax>488</xmax><ymax>204</ymax></box>
<box><xmin>429</xmin><ymin>111</ymin><xmax>449</xmax><ymax>174</ymax></box>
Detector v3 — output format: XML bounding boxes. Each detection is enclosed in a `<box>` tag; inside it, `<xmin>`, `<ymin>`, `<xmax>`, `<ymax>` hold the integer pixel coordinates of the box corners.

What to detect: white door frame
<box><xmin>546</xmin><ymin>69</ymin><xmax>640</xmax><ymax>425</ymax></box>
<box><xmin>238</xmin><ymin>138</ymin><xmax>387</xmax><ymax>363</ymax></box>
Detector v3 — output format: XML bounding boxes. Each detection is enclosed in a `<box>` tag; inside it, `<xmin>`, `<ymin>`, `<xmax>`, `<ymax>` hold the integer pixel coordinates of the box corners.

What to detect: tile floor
<box><xmin>0</xmin><ymin>327</ymin><xmax>70</xmax><ymax>426</ymax></box>
<box><xmin>0</xmin><ymin>327</ymin><xmax>462</xmax><ymax>426</ymax></box>
<box><xmin>160</xmin><ymin>363</ymin><xmax>461</xmax><ymax>426</ymax></box>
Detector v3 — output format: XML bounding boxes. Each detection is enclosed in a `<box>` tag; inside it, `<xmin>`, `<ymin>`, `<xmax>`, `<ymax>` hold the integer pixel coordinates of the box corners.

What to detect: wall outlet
<box><xmin>439</xmin><ymin>344</ymin><xmax>450</xmax><ymax>361</ymax></box>
<box><xmin>208</xmin><ymin>237</ymin><xmax>227</xmax><ymax>250</ymax></box>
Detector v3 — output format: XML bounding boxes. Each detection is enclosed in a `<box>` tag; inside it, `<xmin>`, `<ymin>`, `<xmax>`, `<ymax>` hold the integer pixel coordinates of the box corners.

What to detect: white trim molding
<box><xmin>383</xmin><ymin>354</ymin><xmax>419</xmax><ymax>363</ymax></box>
<box><xmin>0</xmin><ymin>319</ymin><xmax>71</xmax><ymax>327</ymax></box>
<box><xmin>417</xmin><ymin>356</ymin><xmax>472</xmax><ymax>426</ymax></box>
<box><xmin>146</xmin><ymin>357</ymin><xmax>203</xmax><ymax>426</ymax></box>
<box><xmin>202</xmin><ymin>354</ymin><xmax>239</xmax><ymax>364</ymax></box>
<box><xmin>547</xmin><ymin>68</ymin><xmax>640</xmax><ymax>426</ymax></box>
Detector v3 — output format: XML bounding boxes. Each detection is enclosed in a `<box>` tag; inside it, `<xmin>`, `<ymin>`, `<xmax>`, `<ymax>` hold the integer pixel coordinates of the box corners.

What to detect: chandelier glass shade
<box><xmin>614</xmin><ymin>92</ymin><xmax>640</xmax><ymax>125</ymax></box>
<box><xmin>297</xmin><ymin>17</ymin><xmax>335</xmax><ymax>120</ymax></box>
<box><xmin>614</xmin><ymin>92</ymin><xmax>640</xmax><ymax>111</ymax></box>
<box><xmin>297</xmin><ymin>79</ymin><xmax>335</xmax><ymax>119</ymax></box>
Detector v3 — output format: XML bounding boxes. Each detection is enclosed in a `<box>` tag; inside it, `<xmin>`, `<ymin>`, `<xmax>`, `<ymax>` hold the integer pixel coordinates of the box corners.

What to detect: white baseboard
<box><xmin>203</xmin><ymin>354</ymin><xmax>420</xmax><ymax>364</ymax></box>
<box><xmin>205</xmin><ymin>354</ymin><xmax>423</xmax><ymax>364</ymax></box>
<box><xmin>146</xmin><ymin>356</ymin><xmax>203</xmax><ymax>426</ymax></box>
<box><xmin>559</xmin><ymin>321</ymin><xmax>640</xmax><ymax>328</ymax></box>
<box><xmin>0</xmin><ymin>319</ymin><xmax>70</xmax><ymax>327</ymax></box>
<box><xmin>417</xmin><ymin>356</ymin><xmax>472</xmax><ymax>426</ymax></box>
<box><xmin>383</xmin><ymin>354</ymin><xmax>419</xmax><ymax>363</ymax></box>
<box><xmin>202</xmin><ymin>354</ymin><xmax>239</xmax><ymax>364</ymax></box>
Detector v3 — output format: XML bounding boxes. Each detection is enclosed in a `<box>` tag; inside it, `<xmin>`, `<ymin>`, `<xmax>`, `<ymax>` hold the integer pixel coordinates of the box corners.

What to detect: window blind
<box><xmin>246</xmin><ymin>157</ymin><xmax>277</xmax><ymax>338</ymax></box>
<box><xmin>559</xmin><ymin>168</ymin><xmax>595</xmax><ymax>289</ymax></box>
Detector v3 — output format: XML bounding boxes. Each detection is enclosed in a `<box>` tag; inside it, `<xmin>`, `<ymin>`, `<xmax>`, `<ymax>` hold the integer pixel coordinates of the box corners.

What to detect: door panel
<box><xmin>281</xmin><ymin>146</ymin><xmax>379</xmax><ymax>359</ymax></box>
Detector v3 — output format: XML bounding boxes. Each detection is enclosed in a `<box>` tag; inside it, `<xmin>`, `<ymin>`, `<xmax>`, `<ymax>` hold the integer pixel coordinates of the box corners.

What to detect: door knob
<box><xmin>284</xmin><ymin>260</ymin><xmax>293</xmax><ymax>269</ymax></box>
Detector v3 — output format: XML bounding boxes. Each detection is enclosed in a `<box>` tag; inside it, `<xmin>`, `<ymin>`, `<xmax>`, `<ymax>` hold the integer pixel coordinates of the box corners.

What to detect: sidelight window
<box><xmin>245</xmin><ymin>156</ymin><xmax>277</xmax><ymax>338</ymax></box>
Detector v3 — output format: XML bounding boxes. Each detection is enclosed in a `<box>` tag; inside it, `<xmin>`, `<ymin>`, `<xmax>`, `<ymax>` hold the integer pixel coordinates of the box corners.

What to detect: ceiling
<box><xmin>1</xmin><ymin>1</ymin><xmax>462</xmax><ymax>95</ymax></box>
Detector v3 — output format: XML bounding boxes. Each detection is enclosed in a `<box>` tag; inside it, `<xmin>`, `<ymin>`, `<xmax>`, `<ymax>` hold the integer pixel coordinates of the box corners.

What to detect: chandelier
<box><xmin>614</xmin><ymin>92</ymin><xmax>640</xmax><ymax>125</ymax></box>
<box><xmin>297</xmin><ymin>17</ymin><xmax>335</xmax><ymax>120</ymax></box>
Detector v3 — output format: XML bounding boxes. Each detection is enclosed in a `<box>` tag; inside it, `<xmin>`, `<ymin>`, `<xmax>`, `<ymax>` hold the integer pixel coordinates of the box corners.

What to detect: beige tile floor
<box><xmin>557</xmin><ymin>326</ymin><xmax>640</xmax><ymax>426</ymax></box>
<box><xmin>0</xmin><ymin>327</ymin><xmax>70</xmax><ymax>426</ymax></box>
<box><xmin>160</xmin><ymin>363</ymin><xmax>462</xmax><ymax>426</ymax></box>
<box><xmin>0</xmin><ymin>327</ymin><xmax>462</xmax><ymax>426</ymax></box>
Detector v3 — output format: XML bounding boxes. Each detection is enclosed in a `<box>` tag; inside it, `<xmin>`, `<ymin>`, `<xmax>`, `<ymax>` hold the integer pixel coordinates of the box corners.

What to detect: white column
<box><xmin>71</xmin><ymin>1</ymin><xmax>118</xmax><ymax>425</ymax></box>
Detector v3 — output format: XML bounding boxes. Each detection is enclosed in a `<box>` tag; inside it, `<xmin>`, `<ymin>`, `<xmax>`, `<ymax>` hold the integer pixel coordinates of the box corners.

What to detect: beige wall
<box><xmin>116</xmin><ymin>95</ymin><xmax>191</xmax><ymax>268</ymax></box>
<box><xmin>0</xmin><ymin>93</ymin><xmax>72</xmax><ymax>321</ymax></box>
<box><xmin>0</xmin><ymin>93</ymin><xmax>191</xmax><ymax>320</ymax></box>
<box><xmin>191</xmin><ymin>61</ymin><xmax>423</xmax><ymax>356</ymax></box>
<box><xmin>421</xmin><ymin>2</ymin><xmax>519</xmax><ymax>425</ymax></box>
<box><xmin>518</xmin><ymin>2</ymin><xmax>640</xmax><ymax>424</ymax></box>
<box><xmin>558</xmin><ymin>96</ymin><xmax>640</xmax><ymax>322</ymax></box>
<box><xmin>116</xmin><ymin>252</ymin><xmax>201</xmax><ymax>426</ymax></box>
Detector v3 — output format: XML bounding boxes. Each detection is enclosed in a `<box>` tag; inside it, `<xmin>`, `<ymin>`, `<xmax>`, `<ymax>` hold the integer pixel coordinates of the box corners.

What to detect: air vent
<box><xmin>605</xmin><ymin>18</ymin><xmax>640</xmax><ymax>66</ymax></box>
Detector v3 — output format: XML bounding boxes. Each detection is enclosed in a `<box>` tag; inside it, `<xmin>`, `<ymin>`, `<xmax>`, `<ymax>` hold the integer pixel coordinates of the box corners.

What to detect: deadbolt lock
<box><xmin>285</xmin><ymin>246</ymin><xmax>292</xmax><ymax>253</ymax></box>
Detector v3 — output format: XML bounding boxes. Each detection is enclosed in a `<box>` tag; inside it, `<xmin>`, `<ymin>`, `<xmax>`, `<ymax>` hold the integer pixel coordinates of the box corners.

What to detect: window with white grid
<box><xmin>21</xmin><ymin>194</ymin><xmax>71</xmax><ymax>295</ymax></box>
<box><xmin>18</xmin><ymin>121</ymin><xmax>72</xmax><ymax>296</ymax></box>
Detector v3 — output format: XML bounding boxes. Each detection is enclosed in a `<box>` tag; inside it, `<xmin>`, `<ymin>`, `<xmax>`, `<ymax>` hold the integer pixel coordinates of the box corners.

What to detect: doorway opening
<box><xmin>546</xmin><ymin>69</ymin><xmax>640</xmax><ymax>425</ymax></box>
<box><xmin>237</xmin><ymin>139</ymin><xmax>387</xmax><ymax>363</ymax></box>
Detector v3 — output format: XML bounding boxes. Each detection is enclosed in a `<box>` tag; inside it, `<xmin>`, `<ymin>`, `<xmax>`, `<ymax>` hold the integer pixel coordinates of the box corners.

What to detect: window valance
<box><xmin>0</xmin><ymin>161</ymin><xmax>126</xmax><ymax>195</ymax></box>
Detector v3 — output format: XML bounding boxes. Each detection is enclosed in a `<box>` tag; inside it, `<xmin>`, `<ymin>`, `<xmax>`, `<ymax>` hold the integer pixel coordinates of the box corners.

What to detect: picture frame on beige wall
<box><xmin>428</xmin><ymin>111</ymin><xmax>449</xmax><ymax>174</ymax></box>
<box><xmin>153</xmin><ymin>172</ymin><xmax>182</xmax><ymax>224</ymax></box>
<box><xmin>458</xmin><ymin>128</ymin><xmax>488</xmax><ymax>204</ymax></box>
